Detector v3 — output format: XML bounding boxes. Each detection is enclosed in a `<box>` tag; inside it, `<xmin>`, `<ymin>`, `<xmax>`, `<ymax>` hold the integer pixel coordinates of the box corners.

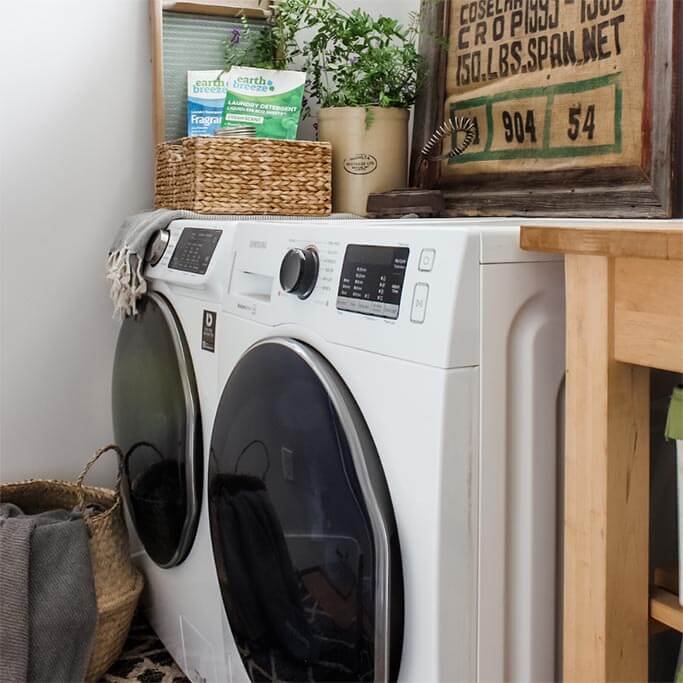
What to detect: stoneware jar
<box><xmin>318</xmin><ymin>106</ymin><xmax>409</xmax><ymax>216</ymax></box>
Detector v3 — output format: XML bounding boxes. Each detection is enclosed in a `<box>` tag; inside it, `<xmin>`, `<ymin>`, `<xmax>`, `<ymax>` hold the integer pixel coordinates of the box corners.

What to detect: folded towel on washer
<box><xmin>106</xmin><ymin>208</ymin><xmax>190</xmax><ymax>318</ymax></box>
<box><xmin>0</xmin><ymin>503</ymin><xmax>98</xmax><ymax>683</ymax></box>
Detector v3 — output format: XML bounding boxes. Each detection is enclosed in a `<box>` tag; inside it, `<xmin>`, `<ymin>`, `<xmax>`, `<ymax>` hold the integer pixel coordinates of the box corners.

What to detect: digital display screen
<box><xmin>336</xmin><ymin>244</ymin><xmax>410</xmax><ymax>319</ymax></box>
<box><xmin>168</xmin><ymin>228</ymin><xmax>222</xmax><ymax>274</ymax></box>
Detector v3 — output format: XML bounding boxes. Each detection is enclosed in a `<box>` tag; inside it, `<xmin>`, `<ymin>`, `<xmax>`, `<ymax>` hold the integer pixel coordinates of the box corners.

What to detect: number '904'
<box><xmin>502</xmin><ymin>110</ymin><xmax>537</xmax><ymax>144</ymax></box>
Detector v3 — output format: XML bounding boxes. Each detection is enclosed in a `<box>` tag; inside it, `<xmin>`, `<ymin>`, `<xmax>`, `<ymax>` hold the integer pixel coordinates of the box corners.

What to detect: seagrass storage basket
<box><xmin>155</xmin><ymin>136</ymin><xmax>332</xmax><ymax>215</ymax></box>
<box><xmin>0</xmin><ymin>445</ymin><xmax>143</xmax><ymax>683</ymax></box>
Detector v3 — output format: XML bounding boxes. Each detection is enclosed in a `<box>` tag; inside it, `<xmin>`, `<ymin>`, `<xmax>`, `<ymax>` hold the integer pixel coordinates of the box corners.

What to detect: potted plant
<box><xmin>225</xmin><ymin>1</ymin><xmax>425</xmax><ymax>215</ymax></box>
<box><xmin>303</xmin><ymin>3</ymin><xmax>424</xmax><ymax>215</ymax></box>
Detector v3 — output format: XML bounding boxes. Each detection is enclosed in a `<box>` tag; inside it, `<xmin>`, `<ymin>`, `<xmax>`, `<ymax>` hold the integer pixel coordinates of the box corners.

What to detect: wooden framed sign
<box><xmin>412</xmin><ymin>0</ymin><xmax>681</xmax><ymax>217</ymax></box>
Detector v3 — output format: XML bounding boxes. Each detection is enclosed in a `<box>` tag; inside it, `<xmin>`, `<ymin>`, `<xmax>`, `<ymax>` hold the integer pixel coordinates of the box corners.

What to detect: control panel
<box><xmin>144</xmin><ymin>222</ymin><xmax>228</xmax><ymax>302</ymax></box>
<box><xmin>168</xmin><ymin>228</ymin><xmax>222</xmax><ymax>274</ymax></box>
<box><xmin>336</xmin><ymin>245</ymin><xmax>409</xmax><ymax>320</ymax></box>
<box><xmin>225</xmin><ymin>220</ymin><xmax>482</xmax><ymax>368</ymax></box>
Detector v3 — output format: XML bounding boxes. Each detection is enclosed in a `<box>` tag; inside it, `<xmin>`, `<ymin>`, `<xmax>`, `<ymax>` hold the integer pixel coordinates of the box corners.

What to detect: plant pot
<box><xmin>318</xmin><ymin>106</ymin><xmax>409</xmax><ymax>216</ymax></box>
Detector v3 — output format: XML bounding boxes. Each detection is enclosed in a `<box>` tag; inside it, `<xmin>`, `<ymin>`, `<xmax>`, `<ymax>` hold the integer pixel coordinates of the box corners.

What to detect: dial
<box><xmin>279</xmin><ymin>247</ymin><xmax>319</xmax><ymax>299</ymax></box>
<box><xmin>144</xmin><ymin>229</ymin><xmax>170</xmax><ymax>266</ymax></box>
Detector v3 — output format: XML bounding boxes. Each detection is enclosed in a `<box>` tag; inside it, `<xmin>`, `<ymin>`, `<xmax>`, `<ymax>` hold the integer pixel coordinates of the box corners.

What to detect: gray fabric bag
<box><xmin>0</xmin><ymin>503</ymin><xmax>98</xmax><ymax>683</ymax></box>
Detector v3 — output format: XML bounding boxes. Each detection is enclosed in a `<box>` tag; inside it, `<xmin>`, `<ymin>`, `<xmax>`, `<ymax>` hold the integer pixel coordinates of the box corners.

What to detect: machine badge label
<box><xmin>202</xmin><ymin>310</ymin><xmax>216</xmax><ymax>352</ymax></box>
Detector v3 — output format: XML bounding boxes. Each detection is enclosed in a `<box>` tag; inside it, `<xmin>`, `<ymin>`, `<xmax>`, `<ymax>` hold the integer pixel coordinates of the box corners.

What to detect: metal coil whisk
<box><xmin>419</xmin><ymin>115</ymin><xmax>477</xmax><ymax>162</ymax></box>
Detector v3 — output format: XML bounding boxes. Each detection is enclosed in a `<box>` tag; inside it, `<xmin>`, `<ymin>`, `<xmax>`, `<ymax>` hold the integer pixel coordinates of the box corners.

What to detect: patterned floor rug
<box><xmin>99</xmin><ymin>614</ymin><xmax>189</xmax><ymax>683</ymax></box>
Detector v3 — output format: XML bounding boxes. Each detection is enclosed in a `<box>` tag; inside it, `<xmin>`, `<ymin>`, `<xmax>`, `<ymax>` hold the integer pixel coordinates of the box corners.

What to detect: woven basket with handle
<box><xmin>0</xmin><ymin>445</ymin><xmax>144</xmax><ymax>682</ymax></box>
<box><xmin>155</xmin><ymin>136</ymin><xmax>332</xmax><ymax>216</ymax></box>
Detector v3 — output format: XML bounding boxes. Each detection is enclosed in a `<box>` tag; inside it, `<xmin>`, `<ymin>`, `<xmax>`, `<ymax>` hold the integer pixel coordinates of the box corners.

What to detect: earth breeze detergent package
<box><xmin>187</xmin><ymin>70</ymin><xmax>230</xmax><ymax>136</ymax></box>
<box><xmin>221</xmin><ymin>67</ymin><xmax>305</xmax><ymax>140</ymax></box>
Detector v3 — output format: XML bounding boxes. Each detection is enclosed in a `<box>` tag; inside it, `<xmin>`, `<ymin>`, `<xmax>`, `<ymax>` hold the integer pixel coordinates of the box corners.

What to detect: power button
<box><xmin>418</xmin><ymin>249</ymin><xmax>436</xmax><ymax>272</ymax></box>
<box><xmin>410</xmin><ymin>283</ymin><xmax>429</xmax><ymax>324</ymax></box>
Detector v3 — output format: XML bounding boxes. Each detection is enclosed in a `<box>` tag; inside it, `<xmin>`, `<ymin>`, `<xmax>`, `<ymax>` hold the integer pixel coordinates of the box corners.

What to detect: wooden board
<box><xmin>650</xmin><ymin>588</ymin><xmax>683</xmax><ymax>633</ymax></box>
<box><xmin>411</xmin><ymin>0</ymin><xmax>451</xmax><ymax>189</ymax></box>
<box><xmin>563</xmin><ymin>253</ymin><xmax>650</xmax><ymax>682</ymax></box>
<box><xmin>412</xmin><ymin>0</ymin><xmax>681</xmax><ymax>217</ymax></box>
<box><xmin>654</xmin><ymin>567</ymin><xmax>679</xmax><ymax>594</ymax></box>
<box><xmin>520</xmin><ymin>223</ymin><xmax>683</xmax><ymax>259</ymax></box>
<box><xmin>614</xmin><ymin>257</ymin><xmax>683</xmax><ymax>373</ymax></box>
<box><xmin>150</xmin><ymin>0</ymin><xmax>165</xmax><ymax>148</ymax></box>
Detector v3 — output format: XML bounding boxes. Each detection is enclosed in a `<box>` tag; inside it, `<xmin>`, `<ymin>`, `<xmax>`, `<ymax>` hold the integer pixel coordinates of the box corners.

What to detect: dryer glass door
<box><xmin>112</xmin><ymin>292</ymin><xmax>201</xmax><ymax>568</ymax></box>
<box><xmin>208</xmin><ymin>338</ymin><xmax>404</xmax><ymax>683</ymax></box>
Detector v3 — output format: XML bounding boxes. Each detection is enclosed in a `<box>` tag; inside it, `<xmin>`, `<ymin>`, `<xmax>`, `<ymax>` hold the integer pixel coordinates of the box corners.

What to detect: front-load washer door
<box><xmin>209</xmin><ymin>338</ymin><xmax>404</xmax><ymax>683</ymax></box>
<box><xmin>112</xmin><ymin>292</ymin><xmax>201</xmax><ymax>568</ymax></box>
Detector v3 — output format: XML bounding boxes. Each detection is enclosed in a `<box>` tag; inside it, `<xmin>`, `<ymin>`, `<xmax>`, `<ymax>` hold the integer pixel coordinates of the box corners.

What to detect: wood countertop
<box><xmin>518</xmin><ymin>220</ymin><xmax>683</xmax><ymax>682</ymax></box>
<box><xmin>520</xmin><ymin>223</ymin><xmax>683</xmax><ymax>260</ymax></box>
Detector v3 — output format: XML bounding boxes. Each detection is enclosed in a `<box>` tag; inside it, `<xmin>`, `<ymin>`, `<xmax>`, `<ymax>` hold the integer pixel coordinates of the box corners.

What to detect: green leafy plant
<box><xmin>224</xmin><ymin>0</ymin><xmax>425</xmax><ymax>113</ymax></box>
<box><xmin>304</xmin><ymin>4</ymin><xmax>424</xmax><ymax>111</ymax></box>
<box><xmin>223</xmin><ymin>2</ymin><xmax>307</xmax><ymax>71</ymax></box>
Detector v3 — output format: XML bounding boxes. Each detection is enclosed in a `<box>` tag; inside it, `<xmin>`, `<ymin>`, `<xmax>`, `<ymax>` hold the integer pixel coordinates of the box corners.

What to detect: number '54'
<box><xmin>568</xmin><ymin>104</ymin><xmax>596</xmax><ymax>141</ymax></box>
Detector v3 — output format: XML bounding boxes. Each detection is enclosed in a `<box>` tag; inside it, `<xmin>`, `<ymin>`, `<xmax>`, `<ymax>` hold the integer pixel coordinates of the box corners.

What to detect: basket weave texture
<box><xmin>0</xmin><ymin>445</ymin><xmax>143</xmax><ymax>682</ymax></box>
<box><xmin>155</xmin><ymin>136</ymin><xmax>332</xmax><ymax>216</ymax></box>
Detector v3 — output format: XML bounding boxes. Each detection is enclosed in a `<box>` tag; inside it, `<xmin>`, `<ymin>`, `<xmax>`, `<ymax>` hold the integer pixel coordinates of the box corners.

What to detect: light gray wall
<box><xmin>0</xmin><ymin>0</ymin><xmax>153</xmax><ymax>485</ymax></box>
<box><xmin>0</xmin><ymin>1</ymin><xmax>418</xmax><ymax>486</ymax></box>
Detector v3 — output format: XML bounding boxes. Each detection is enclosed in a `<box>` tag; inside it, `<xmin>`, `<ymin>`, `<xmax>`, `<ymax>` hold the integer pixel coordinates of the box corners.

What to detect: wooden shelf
<box><xmin>650</xmin><ymin>588</ymin><xmax>683</xmax><ymax>633</ymax></box>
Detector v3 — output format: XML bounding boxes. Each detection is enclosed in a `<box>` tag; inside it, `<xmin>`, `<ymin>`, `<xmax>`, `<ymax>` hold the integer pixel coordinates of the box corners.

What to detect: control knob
<box><xmin>144</xmin><ymin>229</ymin><xmax>170</xmax><ymax>266</ymax></box>
<box><xmin>279</xmin><ymin>247</ymin><xmax>319</xmax><ymax>299</ymax></box>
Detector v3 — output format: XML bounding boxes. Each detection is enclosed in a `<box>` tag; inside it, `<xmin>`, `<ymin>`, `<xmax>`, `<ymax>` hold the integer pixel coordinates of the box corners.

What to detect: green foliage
<box><xmin>224</xmin><ymin>0</ymin><xmax>425</xmax><ymax>112</ymax></box>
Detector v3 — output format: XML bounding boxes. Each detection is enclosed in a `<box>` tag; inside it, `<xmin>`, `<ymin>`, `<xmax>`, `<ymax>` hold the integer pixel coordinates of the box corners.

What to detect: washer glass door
<box><xmin>112</xmin><ymin>292</ymin><xmax>201</xmax><ymax>568</ymax></box>
<box><xmin>209</xmin><ymin>338</ymin><xmax>403</xmax><ymax>683</ymax></box>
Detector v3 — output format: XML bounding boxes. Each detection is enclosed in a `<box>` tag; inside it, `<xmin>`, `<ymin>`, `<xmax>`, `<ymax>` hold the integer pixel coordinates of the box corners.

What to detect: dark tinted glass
<box><xmin>209</xmin><ymin>342</ymin><xmax>401</xmax><ymax>682</ymax></box>
<box><xmin>112</xmin><ymin>294</ymin><xmax>201</xmax><ymax>567</ymax></box>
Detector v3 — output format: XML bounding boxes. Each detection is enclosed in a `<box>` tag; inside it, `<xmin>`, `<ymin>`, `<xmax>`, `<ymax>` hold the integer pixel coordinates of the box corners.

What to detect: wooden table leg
<box><xmin>563</xmin><ymin>254</ymin><xmax>651</xmax><ymax>682</ymax></box>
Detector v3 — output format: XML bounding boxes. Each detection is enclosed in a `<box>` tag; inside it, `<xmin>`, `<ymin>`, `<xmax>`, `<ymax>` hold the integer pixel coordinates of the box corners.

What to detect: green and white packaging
<box><xmin>220</xmin><ymin>67</ymin><xmax>305</xmax><ymax>140</ymax></box>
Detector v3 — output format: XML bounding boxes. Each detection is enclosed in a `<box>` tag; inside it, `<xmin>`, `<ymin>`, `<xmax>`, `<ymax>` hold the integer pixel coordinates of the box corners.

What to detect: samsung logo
<box><xmin>249</xmin><ymin>240</ymin><xmax>267</xmax><ymax>249</ymax></box>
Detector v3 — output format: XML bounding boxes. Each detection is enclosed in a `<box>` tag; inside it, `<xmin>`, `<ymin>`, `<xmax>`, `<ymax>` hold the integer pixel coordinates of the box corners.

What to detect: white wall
<box><xmin>0</xmin><ymin>0</ymin><xmax>418</xmax><ymax>486</ymax></box>
<box><xmin>0</xmin><ymin>1</ymin><xmax>153</xmax><ymax>485</ymax></box>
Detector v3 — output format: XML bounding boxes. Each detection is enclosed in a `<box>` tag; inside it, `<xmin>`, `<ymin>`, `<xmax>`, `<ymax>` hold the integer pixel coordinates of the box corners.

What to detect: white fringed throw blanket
<box><xmin>106</xmin><ymin>209</ymin><xmax>191</xmax><ymax>318</ymax></box>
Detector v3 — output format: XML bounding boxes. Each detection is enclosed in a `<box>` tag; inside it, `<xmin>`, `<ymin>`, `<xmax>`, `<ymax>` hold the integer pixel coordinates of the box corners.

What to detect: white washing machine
<box><xmin>111</xmin><ymin>219</ymin><xmax>238</xmax><ymax>683</ymax></box>
<box><xmin>207</xmin><ymin>219</ymin><xmax>566</xmax><ymax>683</ymax></box>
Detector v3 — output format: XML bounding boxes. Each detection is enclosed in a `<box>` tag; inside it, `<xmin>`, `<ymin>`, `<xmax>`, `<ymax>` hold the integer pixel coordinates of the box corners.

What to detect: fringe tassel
<box><xmin>105</xmin><ymin>247</ymin><xmax>148</xmax><ymax>319</ymax></box>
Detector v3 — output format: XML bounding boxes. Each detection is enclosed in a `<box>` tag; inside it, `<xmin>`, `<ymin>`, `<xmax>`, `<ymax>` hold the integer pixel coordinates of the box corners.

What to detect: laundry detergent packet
<box><xmin>220</xmin><ymin>67</ymin><xmax>305</xmax><ymax>140</ymax></box>
<box><xmin>187</xmin><ymin>70</ymin><xmax>230</xmax><ymax>136</ymax></box>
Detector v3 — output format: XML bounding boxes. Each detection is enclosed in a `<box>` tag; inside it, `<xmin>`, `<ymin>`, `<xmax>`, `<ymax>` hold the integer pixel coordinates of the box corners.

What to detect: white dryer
<box><xmin>111</xmin><ymin>219</ymin><xmax>237</xmax><ymax>683</ymax></box>
<box><xmin>207</xmin><ymin>219</ymin><xmax>565</xmax><ymax>683</ymax></box>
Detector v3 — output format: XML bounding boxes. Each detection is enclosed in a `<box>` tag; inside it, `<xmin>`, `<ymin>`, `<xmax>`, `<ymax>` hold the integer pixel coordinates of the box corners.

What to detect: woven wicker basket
<box><xmin>155</xmin><ymin>136</ymin><xmax>332</xmax><ymax>216</ymax></box>
<box><xmin>0</xmin><ymin>445</ymin><xmax>143</xmax><ymax>682</ymax></box>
